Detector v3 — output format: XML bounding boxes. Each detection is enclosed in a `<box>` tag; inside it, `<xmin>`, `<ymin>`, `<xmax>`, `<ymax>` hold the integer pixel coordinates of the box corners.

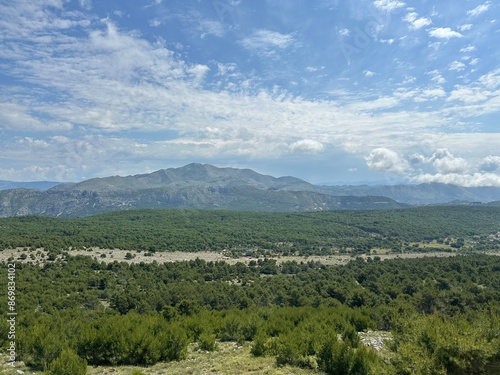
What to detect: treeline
<box><xmin>0</xmin><ymin>206</ymin><xmax>499</xmax><ymax>254</ymax></box>
<box><xmin>1</xmin><ymin>255</ymin><xmax>500</xmax><ymax>373</ymax></box>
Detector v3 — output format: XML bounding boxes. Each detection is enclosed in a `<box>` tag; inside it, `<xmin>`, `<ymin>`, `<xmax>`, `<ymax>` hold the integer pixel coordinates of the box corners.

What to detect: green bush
<box><xmin>251</xmin><ymin>333</ymin><xmax>268</xmax><ymax>357</ymax></box>
<box><xmin>198</xmin><ymin>332</ymin><xmax>217</xmax><ymax>351</ymax></box>
<box><xmin>46</xmin><ymin>348</ymin><xmax>87</xmax><ymax>375</ymax></box>
<box><xmin>317</xmin><ymin>339</ymin><xmax>370</xmax><ymax>375</ymax></box>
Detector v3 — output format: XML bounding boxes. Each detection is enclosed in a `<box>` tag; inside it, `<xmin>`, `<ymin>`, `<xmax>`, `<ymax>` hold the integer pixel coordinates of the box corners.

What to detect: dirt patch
<box><xmin>0</xmin><ymin>247</ymin><xmax>464</xmax><ymax>267</ymax></box>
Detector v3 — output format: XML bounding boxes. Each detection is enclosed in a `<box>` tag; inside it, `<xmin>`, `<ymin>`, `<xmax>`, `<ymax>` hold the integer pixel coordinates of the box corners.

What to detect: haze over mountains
<box><xmin>0</xmin><ymin>163</ymin><xmax>498</xmax><ymax>218</ymax></box>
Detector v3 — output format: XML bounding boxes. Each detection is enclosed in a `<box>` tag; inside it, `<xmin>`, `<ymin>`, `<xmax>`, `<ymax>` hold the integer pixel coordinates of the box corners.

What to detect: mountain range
<box><xmin>0</xmin><ymin>163</ymin><xmax>499</xmax><ymax>217</ymax></box>
<box><xmin>0</xmin><ymin>180</ymin><xmax>60</xmax><ymax>191</ymax></box>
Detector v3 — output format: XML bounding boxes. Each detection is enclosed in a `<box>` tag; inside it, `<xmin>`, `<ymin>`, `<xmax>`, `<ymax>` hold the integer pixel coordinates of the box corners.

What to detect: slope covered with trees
<box><xmin>1</xmin><ymin>254</ymin><xmax>500</xmax><ymax>374</ymax></box>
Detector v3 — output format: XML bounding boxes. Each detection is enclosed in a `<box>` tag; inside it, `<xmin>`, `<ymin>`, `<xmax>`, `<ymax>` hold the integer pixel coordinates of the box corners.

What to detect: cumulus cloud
<box><xmin>412</xmin><ymin>172</ymin><xmax>500</xmax><ymax>187</ymax></box>
<box><xmin>479</xmin><ymin>156</ymin><xmax>500</xmax><ymax>172</ymax></box>
<box><xmin>429</xmin><ymin>27</ymin><xmax>463</xmax><ymax>39</ymax></box>
<box><xmin>365</xmin><ymin>148</ymin><xmax>409</xmax><ymax>173</ymax></box>
<box><xmin>403</xmin><ymin>12</ymin><xmax>432</xmax><ymax>30</ymax></box>
<box><xmin>289</xmin><ymin>139</ymin><xmax>325</xmax><ymax>153</ymax></box>
<box><xmin>428</xmin><ymin>149</ymin><xmax>468</xmax><ymax>174</ymax></box>
<box><xmin>398</xmin><ymin>150</ymin><xmax>500</xmax><ymax>187</ymax></box>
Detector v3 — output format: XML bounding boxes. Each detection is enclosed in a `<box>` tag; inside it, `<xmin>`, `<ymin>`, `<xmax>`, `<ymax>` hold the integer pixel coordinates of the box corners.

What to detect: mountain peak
<box><xmin>49</xmin><ymin>164</ymin><xmax>312</xmax><ymax>192</ymax></box>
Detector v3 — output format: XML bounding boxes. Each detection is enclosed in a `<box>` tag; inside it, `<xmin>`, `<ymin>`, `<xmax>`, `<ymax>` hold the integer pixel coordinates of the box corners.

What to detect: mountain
<box><xmin>51</xmin><ymin>163</ymin><xmax>314</xmax><ymax>192</ymax></box>
<box><xmin>316</xmin><ymin>183</ymin><xmax>500</xmax><ymax>205</ymax></box>
<box><xmin>0</xmin><ymin>180</ymin><xmax>61</xmax><ymax>191</ymax></box>
<box><xmin>0</xmin><ymin>164</ymin><xmax>404</xmax><ymax>217</ymax></box>
<box><xmin>1</xmin><ymin>164</ymin><xmax>498</xmax><ymax>218</ymax></box>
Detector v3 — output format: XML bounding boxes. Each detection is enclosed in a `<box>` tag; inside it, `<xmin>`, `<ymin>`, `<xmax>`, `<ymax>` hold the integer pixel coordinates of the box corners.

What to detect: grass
<box><xmin>1</xmin><ymin>342</ymin><xmax>320</xmax><ymax>375</ymax></box>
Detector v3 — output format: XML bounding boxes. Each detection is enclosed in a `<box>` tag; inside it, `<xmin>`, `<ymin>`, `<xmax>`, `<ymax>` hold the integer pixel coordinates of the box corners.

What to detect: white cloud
<box><xmin>240</xmin><ymin>29</ymin><xmax>296</xmax><ymax>55</ymax></box>
<box><xmin>365</xmin><ymin>148</ymin><xmax>409</xmax><ymax>173</ymax></box>
<box><xmin>412</xmin><ymin>173</ymin><xmax>500</xmax><ymax>187</ymax></box>
<box><xmin>421</xmin><ymin>88</ymin><xmax>446</xmax><ymax>99</ymax></box>
<box><xmin>460</xmin><ymin>45</ymin><xmax>476</xmax><ymax>53</ymax></box>
<box><xmin>449</xmin><ymin>61</ymin><xmax>467</xmax><ymax>71</ymax></box>
<box><xmin>459</xmin><ymin>24</ymin><xmax>473</xmax><ymax>31</ymax></box>
<box><xmin>380</xmin><ymin>38</ymin><xmax>395</xmax><ymax>44</ymax></box>
<box><xmin>479</xmin><ymin>156</ymin><xmax>500</xmax><ymax>171</ymax></box>
<box><xmin>79</xmin><ymin>0</ymin><xmax>92</xmax><ymax>10</ymax></box>
<box><xmin>149</xmin><ymin>18</ymin><xmax>161</xmax><ymax>27</ymax></box>
<box><xmin>447</xmin><ymin>87</ymin><xmax>489</xmax><ymax>103</ymax></box>
<box><xmin>289</xmin><ymin>139</ymin><xmax>325</xmax><ymax>153</ymax></box>
<box><xmin>429</xmin><ymin>28</ymin><xmax>463</xmax><ymax>39</ymax></box>
<box><xmin>216</xmin><ymin>62</ymin><xmax>238</xmax><ymax>76</ymax></box>
<box><xmin>469</xmin><ymin>58</ymin><xmax>480</xmax><ymax>65</ymax></box>
<box><xmin>428</xmin><ymin>149</ymin><xmax>468</xmax><ymax>174</ymax></box>
<box><xmin>479</xmin><ymin>68</ymin><xmax>500</xmax><ymax>89</ymax></box>
<box><xmin>374</xmin><ymin>0</ymin><xmax>405</xmax><ymax>12</ymax></box>
<box><xmin>0</xmin><ymin>102</ymin><xmax>73</xmax><ymax>132</ymax></box>
<box><xmin>467</xmin><ymin>2</ymin><xmax>491</xmax><ymax>17</ymax></box>
<box><xmin>403</xmin><ymin>12</ymin><xmax>432</xmax><ymax>30</ymax></box>
<box><xmin>0</xmin><ymin>1</ymin><xmax>498</xmax><ymax>186</ymax></box>
<box><xmin>339</xmin><ymin>28</ymin><xmax>350</xmax><ymax>36</ymax></box>
<box><xmin>406</xmin><ymin>149</ymin><xmax>500</xmax><ymax>187</ymax></box>
<box><xmin>199</xmin><ymin>20</ymin><xmax>226</xmax><ymax>38</ymax></box>
<box><xmin>430</xmin><ymin>73</ymin><xmax>446</xmax><ymax>84</ymax></box>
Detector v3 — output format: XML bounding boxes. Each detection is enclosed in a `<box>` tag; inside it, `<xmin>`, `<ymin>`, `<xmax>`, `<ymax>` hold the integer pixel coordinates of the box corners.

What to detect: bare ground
<box><xmin>0</xmin><ymin>247</ymin><xmax>466</xmax><ymax>267</ymax></box>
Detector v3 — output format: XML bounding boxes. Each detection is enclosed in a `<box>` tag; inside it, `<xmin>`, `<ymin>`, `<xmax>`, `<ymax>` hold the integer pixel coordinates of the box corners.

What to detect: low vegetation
<box><xmin>0</xmin><ymin>207</ymin><xmax>499</xmax><ymax>374</ymax></box>
<box><xmin>1</xmin><ymin>252</ymin><xmax>500</xmax><ymax>374</ymax></box>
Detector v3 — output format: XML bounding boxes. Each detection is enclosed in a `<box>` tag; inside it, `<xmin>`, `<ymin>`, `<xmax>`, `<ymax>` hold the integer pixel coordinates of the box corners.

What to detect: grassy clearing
<box><xmin>1</xmin><ymin>342</ymin><xmax>320</xmax><ymax>375</ymax></box>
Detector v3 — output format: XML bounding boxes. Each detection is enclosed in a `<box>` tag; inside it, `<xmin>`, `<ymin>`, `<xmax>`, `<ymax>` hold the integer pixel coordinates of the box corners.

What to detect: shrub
<box><xmin>46</xmin><ymin>348</ymin><xmax>87</xmax><ymax>375</ymax></box>
<box><xmin>198</xmin><ymin>332</ymin><xmax>217</xmax><ymax>352</ymax></box>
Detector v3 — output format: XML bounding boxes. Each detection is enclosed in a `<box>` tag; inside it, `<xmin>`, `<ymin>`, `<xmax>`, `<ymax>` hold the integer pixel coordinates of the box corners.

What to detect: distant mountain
<box><xmin>0</xmin><ymin>164</ymin><xmax>404</xmax><ymax>217</ymax></box>
<box><xmin>0</xmin><ymin>164</ymin><xmax>498</xmax><ymax>218</ymax></box>
<box><xmin>51</xmin><ymin>163</ymin><xmax>314</xmax><ymax>192</ymax></box>
<box><xmin>0</xmin><ymin>180</ymin><xmax>61</xmax><ymax>191</ymax></box>
<box><xmin>316</xmin><ymin>183</ymin><xmax>500</xmax><ymax>205</ymax></box>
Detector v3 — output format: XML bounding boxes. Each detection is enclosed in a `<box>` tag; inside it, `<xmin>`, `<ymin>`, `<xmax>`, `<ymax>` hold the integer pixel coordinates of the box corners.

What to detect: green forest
<box><xmin>1</xmin><ymin>206</ymin><xmax>500</xmax><ymax>374</ymax></box>
<box><xmin>0</xmin><ymin>206</ymin><xmax>499</xmax><ymax>255</ymax></box>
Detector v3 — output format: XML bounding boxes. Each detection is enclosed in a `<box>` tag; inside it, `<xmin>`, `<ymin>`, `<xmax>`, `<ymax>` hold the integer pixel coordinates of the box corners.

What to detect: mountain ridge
<box><xmin>49</xmin><ymin>163</ymin><xmax>313</xmax><ymax>192</ymax></box>
<box><xmin>1</xmin><ymin>163</ymin><xmax>499</xmax><ymax>217</ymax></box>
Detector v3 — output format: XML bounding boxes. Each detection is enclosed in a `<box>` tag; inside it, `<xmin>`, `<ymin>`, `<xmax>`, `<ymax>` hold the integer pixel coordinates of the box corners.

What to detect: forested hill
<box><xmin>0</xmin><ymin>206</ymin><xmax>498</xmax><ymax>255</ymax></box>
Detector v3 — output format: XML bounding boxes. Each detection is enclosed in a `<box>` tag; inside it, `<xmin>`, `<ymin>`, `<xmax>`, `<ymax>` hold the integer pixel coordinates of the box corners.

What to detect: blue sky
<box><xmin>0</xmin><ymin>0</ymin><xmax>499</xmax><ymax>186</ymax></box>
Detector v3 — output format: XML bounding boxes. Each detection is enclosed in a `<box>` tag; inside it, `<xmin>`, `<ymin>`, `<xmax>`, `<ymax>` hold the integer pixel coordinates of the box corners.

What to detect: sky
<box><xmin>0</xmin><ymin>0</ymin><xmax>499</xmax><ymax>186</ymax></box>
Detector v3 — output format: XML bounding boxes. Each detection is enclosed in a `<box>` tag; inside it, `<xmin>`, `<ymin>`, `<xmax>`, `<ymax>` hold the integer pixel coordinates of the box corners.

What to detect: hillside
<box><xmin>0</xmin><ymin>164</ymin><xmax>405</xmax><ymax>217</ymax></box>
<box><xmin>1</xmin><ymin>164</ymin><xmax>499</xmax><ymax>217</ymax></box>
